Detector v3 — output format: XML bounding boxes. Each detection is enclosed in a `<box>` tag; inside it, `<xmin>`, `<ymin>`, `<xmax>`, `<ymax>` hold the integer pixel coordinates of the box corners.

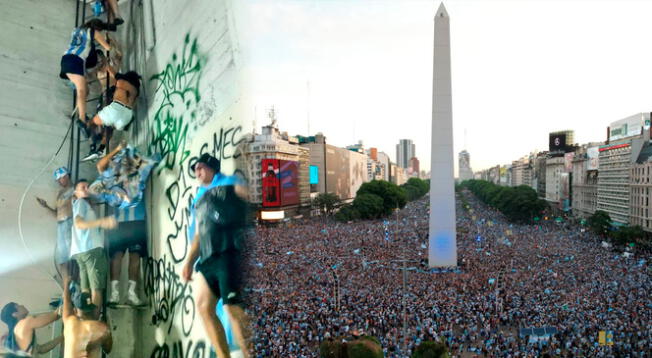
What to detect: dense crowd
<box><xmin>245</xmin><ymin>190</ymin><xmax>651</xmax><ymax>357</ymax></box>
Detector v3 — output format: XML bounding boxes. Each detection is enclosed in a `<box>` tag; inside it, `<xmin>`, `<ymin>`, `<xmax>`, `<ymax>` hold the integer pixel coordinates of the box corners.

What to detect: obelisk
<box><xmin>429</xmin><ymin>2</ymin><xmax>457</xmax><ymax>267</ymax></box>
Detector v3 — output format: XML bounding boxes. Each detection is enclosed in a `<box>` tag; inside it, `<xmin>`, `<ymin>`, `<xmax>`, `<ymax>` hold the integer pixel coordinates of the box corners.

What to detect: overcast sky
<box><xmin>241</xmin><ymin>0</ymin><xmax>652</xmax><ymax>175</ymax></box>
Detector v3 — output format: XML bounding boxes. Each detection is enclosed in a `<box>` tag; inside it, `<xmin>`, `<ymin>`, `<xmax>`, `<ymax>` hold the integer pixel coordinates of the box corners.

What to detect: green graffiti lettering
<box><xmin>149</xmin><ymin>33</ymin><xmax>207</xmax><ymax>173</ymax></box>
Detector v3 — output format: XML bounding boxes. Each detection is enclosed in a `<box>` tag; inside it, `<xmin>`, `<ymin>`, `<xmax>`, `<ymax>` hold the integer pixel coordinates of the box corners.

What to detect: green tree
<box><xmin>611</xmin><ymin>225</ymin><xmax>644</xmax><ymax>246</ymax></box>
<box><xmin>588</xmin><ymin>210</ymin><xmax>611</xmax><ymax>237</ymax></box>
<box><xmin>347</xmin><ymin>336</ymin><xmax>383</xmax><ymax>358</ymax></box>
<box><xmin>319</xmin><ymin>336</ymin><xmax>383</xmax><ymax>358</ymax></box>
<box><xmin>357</xmin><ymin>180</ymin><xmax>407</xmax><ymax>215</ymax></box>
<box><xmin>353</xmin><ymin>193</ymin><xmax>385</xmax><ymax>219</ymax></box>
<box><xmin>335</xmin><ymin>204</ymin><xmax>360</xmax><ymax>222</ymax></box>
<box><xmin>411</xmin><ymin>341</ymin><xmax>449</xmax><ymax>358</ymax></box>
<box><xmin>314</xmin><ymin>192</ymin><xmax>341</xmax><ymax>215</ymax></box>
<box><xmin>462</xmin><ymin>180</ymin><xmax>544</xmax><ymax>223</ymax></box>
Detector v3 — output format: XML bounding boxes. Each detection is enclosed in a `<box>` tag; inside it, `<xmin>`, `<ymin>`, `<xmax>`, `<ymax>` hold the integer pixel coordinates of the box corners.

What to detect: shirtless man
<box><xmin>36</xmin><ymin>167</ymin><xmax>74</xmax><ymax>279</ymax></box>
<box><xmin>0</xmin><ymin>303</ymin><xmax>62</xmax><ymax>355</ymax></box>
<box><xmin>61</xmin><ymin>268</ymin><xmax>112</xmax><ymax>358</ymax></box>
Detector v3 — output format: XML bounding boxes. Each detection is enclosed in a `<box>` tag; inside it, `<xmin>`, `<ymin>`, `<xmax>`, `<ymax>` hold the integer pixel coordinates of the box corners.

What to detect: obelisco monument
<box><xmin>429</xmin><ymin>2</ymin><xmax>457</xmax><ymax>267</ymax></box>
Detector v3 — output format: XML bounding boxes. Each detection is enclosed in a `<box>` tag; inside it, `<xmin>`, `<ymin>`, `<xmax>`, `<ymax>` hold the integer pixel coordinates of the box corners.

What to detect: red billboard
<box><xmin>280</xmin><ymin>160</ymin><xmax>299</xmax><ymax>206</ymax></box>
<box><xmin>262</xmin><ymin>159</ymin><xmax>280</xmax><ymax>207</ymax></box>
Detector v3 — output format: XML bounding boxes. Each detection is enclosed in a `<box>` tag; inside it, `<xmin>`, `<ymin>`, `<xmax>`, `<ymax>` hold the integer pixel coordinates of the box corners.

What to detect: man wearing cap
<box><xmin>36</xmin><ymin>167</ymin><xmax>74</xmax><ymax>276</ymax></box>
<box><xmin>182</xmin><ymin>153</ymin><xmax>251</xmax><ymax>358</ymax></box>
<box><xmin>61</xmin><ymin>267</ymin><xmax>112</xmax><ymax>358</ymax></box>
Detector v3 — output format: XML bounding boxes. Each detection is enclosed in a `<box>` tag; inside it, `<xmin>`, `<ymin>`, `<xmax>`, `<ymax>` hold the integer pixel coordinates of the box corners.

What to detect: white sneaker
<box><xmin>126</xmin><ymin>290</ymin><xmax>142</xmax><ymax>306</ymax></box>
<box><xmin>108</xmin><ymin>288</ymin><xmax>120</xmax><ymax>305</ymax></box>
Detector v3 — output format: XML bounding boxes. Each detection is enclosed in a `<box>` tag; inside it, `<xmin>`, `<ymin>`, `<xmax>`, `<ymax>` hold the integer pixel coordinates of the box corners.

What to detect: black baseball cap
<box><xmin>191</xmin><ymin>153</ymin><xmax>221</xmax><ymax>173</ymax></box>
<box><xmin>72</xmin><ymin>291</ymin><xmax>96</xmax><ymax>313</ymax></box>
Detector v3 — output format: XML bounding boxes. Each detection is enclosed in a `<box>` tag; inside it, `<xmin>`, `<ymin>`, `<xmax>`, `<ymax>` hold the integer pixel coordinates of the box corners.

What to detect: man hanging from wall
<box><xmin>35</xmin><ymin>167</ymin><xmax>74</xmax><ymax>280</ymax></box>
<box><xmin>60</xmin><ymin>265</ymin><xmax>113</xmax><ymax>358</ymax></box>
<box><xmin>182</xmin><ymin>153</ymin><xmax>252</xmax><ymax>358</ymax></box>
<box><xmin>80</xmin><ymin>71</ymin><xmax>141</xmax><ymax>161</ymax></box>
<box><xmin>71</xmin><ymin>179</ymin><xmax>117</xmax><ymax>318</ymax></box>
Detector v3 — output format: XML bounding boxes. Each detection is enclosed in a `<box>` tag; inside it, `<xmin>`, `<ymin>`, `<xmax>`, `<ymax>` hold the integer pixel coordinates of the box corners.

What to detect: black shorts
<box><xmin>107</xmin><ymin>220</ymin><xmax>148</xmax><ymax>256</ymax></box>
<box><xmin>197</xmin><ymin>250</ymin><xmax>243</xmax><ymax>305</ymax></box>
<box><xmin>59</xmin><ymin>54</ymin><xmax>85</xmax><ymax>79</ymax></box>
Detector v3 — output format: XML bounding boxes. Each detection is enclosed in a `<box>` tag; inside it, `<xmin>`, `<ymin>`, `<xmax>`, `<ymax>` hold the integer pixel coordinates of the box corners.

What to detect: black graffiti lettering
<box><xmin>149</xmin><ymin>340</ymin><xmax>207</xmax><ymax>358</ymax></box>
<box><xmin>143</xmin><ymin>256</ymin><xmax>196</xmax><ymax>336</ymax></box>
<box><xmin>166</xmin><ymin>181</ymin><xmax>180</xmax><ymax>221</ymax></box>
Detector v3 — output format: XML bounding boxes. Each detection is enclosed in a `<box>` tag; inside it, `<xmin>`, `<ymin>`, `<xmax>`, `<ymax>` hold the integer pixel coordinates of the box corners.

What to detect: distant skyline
<box><xmin>241</xmin><ymin>0</ymin><xmax>652</xmax><ymax>175</ymax></box>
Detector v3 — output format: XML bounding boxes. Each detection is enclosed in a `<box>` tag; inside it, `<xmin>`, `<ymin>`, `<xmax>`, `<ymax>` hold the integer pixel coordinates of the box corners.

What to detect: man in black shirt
<box><xmin>182</xmin><ymin>154</ymin><xmax>251</xmax><ymax>358</ymax></box>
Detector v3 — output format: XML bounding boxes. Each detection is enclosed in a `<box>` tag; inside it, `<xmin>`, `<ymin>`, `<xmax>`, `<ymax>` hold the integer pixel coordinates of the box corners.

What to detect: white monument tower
<box><xmin>429</xmin><ymin>2</ymin><xmax>457</xmax><ymax>267</ymax></box>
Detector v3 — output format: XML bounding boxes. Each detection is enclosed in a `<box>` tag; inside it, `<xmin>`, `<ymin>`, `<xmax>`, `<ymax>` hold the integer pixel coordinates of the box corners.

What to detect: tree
<box><xmin>411</xmin><ymin>341</ymin><xmax>449</xmax><ymax>358</ymax></box>
<box><xmin>588</xmin><ymin>210</ymin><xmax>611</xmax><ymax>237</ymax></box>
<box><xmin>463</xmin><ymin>180</ymin><xmax>543</xmax><ymax>223</ymax></box>
<box><xmin>357</xmin><ymin>180</ymin><xmax>407</xmax><ymax>215</ymax></box>
<box><xmin>319</xmin><ymin>336</ymin><xmax>383</xmax><ymax>358</ymax></box>
<box><xmin>353</xmin><ymin>193</ymin><xmax>385</xmax><ymax>219</ymax></box>
<box><xmin>611</xmin><ymin>225</ymin><xmax>644</xmax><ymax>246</ymax></box>
<box><xmin>335</xmin><ymin>204</ymin><xmax>360</xmax><ymax>222</ymax></box>
<box><xmin>313</xmin><ymin>192</ymin><xmax>340</xmax><ymax>215</ymax></box>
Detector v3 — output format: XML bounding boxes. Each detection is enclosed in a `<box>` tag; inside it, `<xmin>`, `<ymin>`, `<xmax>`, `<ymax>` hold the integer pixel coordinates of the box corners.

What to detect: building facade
<box><xmin>545</xmin><ymin>156</ymin><xmax>565</xmax><ymax>207</ymax></box>
<box><xmin>245</xmin><ymin>122</ymin><xmax>309</xmax><ymax>209</ymax></box>
<box><xmin>629</xmin><ymin>161</ymin><xmax>652</xmax><ymax>230</ymax></box>
<box><xmin>396</xmin><ymin>139</ymin><xmax>416</xmax><ymax>169</ymax></box>
<box><xmin>458</xmin><ymin>150</ymin><xmax>473</xmax><ymax>182</ymax></box>
<box><xmin>534</xmin><ymin>154</ymin><xmax>548</xmax><ymax>199</ymax></box>
<box><xmin>409</xmin><ymin>157</ymin><xmax>420</xmax><ymax>178</ymax></box>
<box><xmin>597</xmin><ymin>141</ymin><xmax>636</xmax><ymax>224</ymax></box>
<box><xmin>571</xmin><ymin>145</ymin><xmax>599</xmax><ymax>218</ymax></box>
<box><xmin>511</xmin><ymin>156</ymin><xmax>531</xmax><ymax>187</ymax></box>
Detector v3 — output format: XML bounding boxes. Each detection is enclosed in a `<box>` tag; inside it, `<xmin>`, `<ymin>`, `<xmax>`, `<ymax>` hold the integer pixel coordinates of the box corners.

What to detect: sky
<box><xmin>240</xmin><ymin>0</ymin><xmax>652</xmax><ymax>175</ymax></box>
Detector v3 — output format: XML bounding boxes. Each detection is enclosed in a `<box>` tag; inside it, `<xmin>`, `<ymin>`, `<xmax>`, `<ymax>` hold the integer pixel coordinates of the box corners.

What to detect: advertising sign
<box><xmin>587</xmin><ymin>147</ymin><xmax>599</xmax><ymax>170</ymax></box>
<box><xmin>549</xmin><ymin>133</ymin><xmax>567</xmax><ymax>152</ymax></box>
<box><xmin>609</xmin><ymin>114</ymin><xmax>644</xmax><ymax>141</ymax></box>
<box><xmin>309</xmin><ymin>165</ymin><xmax>319</xmax><ymax>184</ymax></box>
<box><xmin>262</xmin><ymin>159</ymin><xmax>280</xmax><ymax>207</ymax></box>
<box><xmin>280</xmin><ymin>160</ymin><xmax>299</xmax><ymax>206</ymax></box>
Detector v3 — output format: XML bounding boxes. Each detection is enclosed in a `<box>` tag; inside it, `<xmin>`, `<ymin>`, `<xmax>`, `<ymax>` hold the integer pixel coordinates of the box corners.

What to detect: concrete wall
<box><xmin>117</xmin><ymin>0</ymin><xmax>249</xmax><ymax>357</ymax></box>
<box><xmin>0</xmin><ymin>0</ymin><xmax>79</xmax><ymax>350</ymax></box>
<box><xmin>0</xmin><ymin>0</ymin><xmax>249</xmax><ymax>357</ymax></box>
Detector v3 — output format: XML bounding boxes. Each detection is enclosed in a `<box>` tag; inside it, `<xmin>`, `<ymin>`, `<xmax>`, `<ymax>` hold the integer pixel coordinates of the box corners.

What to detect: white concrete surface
<box><xmin>429</xmin><ymin>3</ymin><xmax>458</xmax><ymax>267</ymax></box>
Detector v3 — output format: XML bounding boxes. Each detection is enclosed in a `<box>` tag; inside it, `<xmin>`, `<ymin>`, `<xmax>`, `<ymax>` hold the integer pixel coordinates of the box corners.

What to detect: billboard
<box><xmin>280</xmin><ymin>160</ymin><xmax>299</xmax><ymax>206</ymax></box>
<box><xmin>309</xmin><ymin>165</ymin><xmax>319</xmax><ymax>184</ymax></box>
<box><xmin>549</xmin><ymin>133</ymin><xmax>567</xmax><ymax>152</ymax></box>
<box><xmin>262</xmin><ymin>159</ymin><xmax>280</xmax><ymax>207</ymax></box>
<box><xmin>587</xmin><ymin>147</ymin><xmax>599</xmax><ymax>170</ymax></box>
<box><xmin>609</xmin><ymin>114</ymin><xmax>644</xmax><ymax>141</ymax></box>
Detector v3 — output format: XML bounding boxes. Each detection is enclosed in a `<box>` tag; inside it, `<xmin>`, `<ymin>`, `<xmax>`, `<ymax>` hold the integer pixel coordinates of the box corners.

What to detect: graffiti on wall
<box><xmin>150</xmin><ymin>339</ymin><xmax>207</xmax><ymax>358</ymax></box>
<box><xmin>149</xmin><ymin>33</ymin><xmax>206</xmax><ymax>173</ymax></box>
<box><xmin>144</xmin><ymin>255</ymin><xmax>196</xmax><ymax>337</ymax></box>
<box><xmin>145</xmin><ymin>30</ymin><xmax>246</xmax><ymax>358</ymax></box>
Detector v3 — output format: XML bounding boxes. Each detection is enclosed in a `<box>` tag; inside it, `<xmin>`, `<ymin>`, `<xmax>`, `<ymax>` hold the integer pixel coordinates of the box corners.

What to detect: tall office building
<box><xmin>396</xmin><ymin>139</ymin><xmax>416</xmax><ymax>169</ymax></box>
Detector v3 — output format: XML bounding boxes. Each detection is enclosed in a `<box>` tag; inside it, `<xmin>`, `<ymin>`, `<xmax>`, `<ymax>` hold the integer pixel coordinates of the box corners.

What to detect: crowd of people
<box><xmin>246</xmin><ymin>190</ymin><xmax>651</xmax><ymax>357</ymax></box>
